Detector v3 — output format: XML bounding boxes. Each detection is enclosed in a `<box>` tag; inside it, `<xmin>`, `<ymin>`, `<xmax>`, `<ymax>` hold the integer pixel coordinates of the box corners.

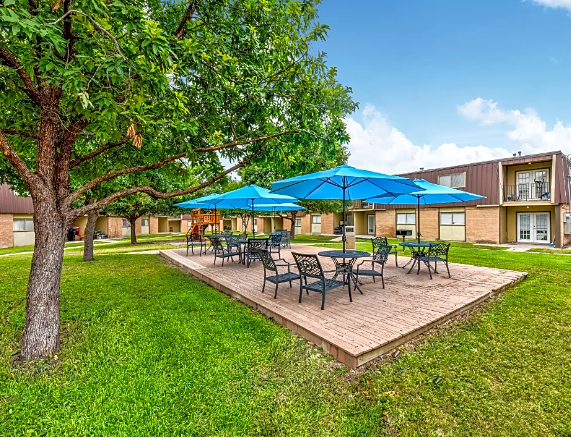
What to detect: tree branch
<box><xmin>69</xmin><ymin>129</ymin><xmax>304</xmax><ymax>203</ymax></box>
<box><xmin>72</xmin><ymin>144</ymin><xmax>265</xmax><ymax>218</ymax></box>
<box><xmin>174</xmin><ymin>1</ymin><xmax>196</xmax><ymax>38</ymax></box>
<box><xmin>0</xmin><ymin>128</ymin><xmax>38</xmax><ymax>189</ymax></box>
<box><xmin>2</xmin><ymin>129</ymin><xmax>38</xmax><ymax>139</ymax></box>
<box><xmin>69</xmin><ymin>138</ymin><xmax>130</xmax><ymax>168</ymax></box>
<box><xmin>0</xmin><ymin>46</ymin><xmax>40</xmax><ymax>104</ymax></box>
<box><xmin>47</xmin><ymin>10</ymin><xmax>126</xmax><ymax>59</ymax></box>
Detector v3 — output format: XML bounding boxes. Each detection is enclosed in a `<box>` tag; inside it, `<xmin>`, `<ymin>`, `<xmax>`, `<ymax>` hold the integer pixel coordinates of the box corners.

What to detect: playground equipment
<box><xmin>185</xmin><ymin>209</ymin><xmax>221</xmax><ymax>238</ymax></box>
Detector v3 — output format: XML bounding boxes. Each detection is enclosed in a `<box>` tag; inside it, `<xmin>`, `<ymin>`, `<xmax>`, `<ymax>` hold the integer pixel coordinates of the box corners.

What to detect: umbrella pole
<box><xmin>342</xmin><ymin>179</ymin><xmax>346</xmax><ymax>252</ymax></box>
<box><xmin>251</xmin><ymin>200</ymin><xmax>255</xmax><ymax>237</ymax></box>
<box><xmin>273</xmin><ymin>207</ymin><xmax>276</xmax><ymax>231</ymax></box>
<box><xmin>214</xmin><ymin>206</ymin><xmax>217</xmax><ymax>234</ymax></box>
<box><xmin>417</xmin><ymin>196</ymin><xmax>421</xmax><ymax>243</ymax></box>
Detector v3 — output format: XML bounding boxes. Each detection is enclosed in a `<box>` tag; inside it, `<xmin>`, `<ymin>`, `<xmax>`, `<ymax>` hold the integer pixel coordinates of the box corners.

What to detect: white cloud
<box><xmin>530</xmin><ymin>0</ymin><xmax>571</xmax><ymax>11</ymax></box>
<box><xmin>457</xmin><ymin>97</ymin><xmax>571</xmax><ymax>155</ymax></box>
<box><xmin>345</xmin><ymin>104</ymin><xmax>510</xmax><ymax>174</ymax></box>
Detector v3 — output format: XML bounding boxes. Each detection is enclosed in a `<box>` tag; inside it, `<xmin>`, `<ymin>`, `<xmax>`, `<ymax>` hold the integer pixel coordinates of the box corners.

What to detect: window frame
<box><xmin>396</xmin><ymin>213</ymin><xmax>416</xmax><ymax>225</ymax></box>
<box><xmin>13</xmin><ymin>218</ymin><xmax>34</xmax><ymax>232</ymax></box>
<box><xmin>440</xmin><ymin>212</ymin><xmax>465</xmax><ymax>226</ymax></box>
<box><xmin>311</xmin><ymin>215</ymin><xmax>321</xmax><ymax>224</ymax></box>
<box><xmin>439</xmin><ymin>172</ymin><xmax>466</xmax><ymax>188</ymax></box>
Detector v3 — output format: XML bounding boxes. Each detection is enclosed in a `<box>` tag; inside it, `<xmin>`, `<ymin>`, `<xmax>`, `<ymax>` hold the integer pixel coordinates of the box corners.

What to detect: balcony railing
<box><xmin>504</xmin><ymin>182</ymin><xmax>551</xmax><ymax>201</ymax></box>
<box><xmin>349</xmin><ymin>200</ymin><xmax>375</xmax><ymax>209</ymax></box>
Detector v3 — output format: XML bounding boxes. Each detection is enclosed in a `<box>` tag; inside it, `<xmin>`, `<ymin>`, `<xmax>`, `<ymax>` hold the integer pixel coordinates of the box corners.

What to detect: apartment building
<box><xmin>303</xmin><ymin>151</ymin><xmax>571</xmax><ymax>248</ymax></box>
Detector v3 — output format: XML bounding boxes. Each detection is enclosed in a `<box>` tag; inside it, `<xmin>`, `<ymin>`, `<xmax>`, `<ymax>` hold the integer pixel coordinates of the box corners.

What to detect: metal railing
<box><xmin>349</xmin><ymin>200</ymin><xmax>375</xmax><ymax>209</ymax></box>
<box><xmin>504</xmin><ymin>182</ymin><xmax>550</xmax><ymax>201</ymax></box>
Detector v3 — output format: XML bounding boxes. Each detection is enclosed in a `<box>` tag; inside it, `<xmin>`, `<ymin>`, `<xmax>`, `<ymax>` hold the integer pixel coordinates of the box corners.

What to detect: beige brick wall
<box><xmin>134</xmin><ymin>217</ymin><xmax>142</xmax><ymax>235</ymax></box>
<box><xmin>150</xmin><ymin>216</ymin><xmax>159</xmax><ymax>234</ymax></box>
<box><xmin>420</xmin><ymin>207</ymin><xmax>439</xmax><ymax>240</ymax></box>
<box><xmin>466</xmin><ymin>206</ymin><xmax>500</xmax><ymax>244</ymax></box>
<box><xmin>300</xmin><ymin>214</ymin><xmax>311</xmax><ymax>235</ymax></box>
<box><xmin>560</xmin><ymin>204</ymin><xmax>571</xmax><ymax>247</ymax></box>
<box><xmin>375</xmin><ymin>210</ymin><xmax>396</xmax><ymax>237</ymax></box>
<box><xmin>321</xmin><ymin>213</ymin><xmax>334</xmax><ymax>234</ymax></box>
<box><xmin>107</xmin><ymin>217</ymin><xmax>123</xmax><ymax>238</ymax></box>
<box><xmin>0</xmin><ymin>214</ymin><xmax>14</xmax><ymax>248</ymax></box>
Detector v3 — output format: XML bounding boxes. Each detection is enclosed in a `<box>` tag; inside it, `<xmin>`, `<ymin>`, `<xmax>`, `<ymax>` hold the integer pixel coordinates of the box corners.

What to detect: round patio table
<box><xmin>399</xmin><ymin>241</ymin><xmax>438</xmax><ymax>275</ymax></box>
<box><xmin>318</xmin><ymin>250</ymin><xmax>370</xmax><ymax>294</ymax></box>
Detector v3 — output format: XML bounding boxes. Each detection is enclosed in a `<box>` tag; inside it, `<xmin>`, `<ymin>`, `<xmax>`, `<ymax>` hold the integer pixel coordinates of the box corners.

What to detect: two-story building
<box><xmin>301</xmin><ymin>151</ymin><xmax>571</xmax><ymax>248</ymax></box>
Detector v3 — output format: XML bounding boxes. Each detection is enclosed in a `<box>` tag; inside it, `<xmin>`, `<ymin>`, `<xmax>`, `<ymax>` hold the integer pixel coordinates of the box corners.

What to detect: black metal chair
<box><xmin>372</xmin><ymin>236</ymin><xmax>398</xmax><ymax>267</ymax></box>
<box><xmin>355</xmin><ymin>244</ymin><xmax>392</xmax><ymax>288</ymax></box>
<box><xmin>420</xmin><ymin>243</ymin><xmax>451</xmax><ymax>279</ymax></box>
<box><xmin>210</xmin><ymin>236</ymin><xmax>241</xmax><ymax>266</ymax></box>
<box><xmin>268</xmin><ymin>233</ymin><xmax>283</xmax><ymax>258</ymax></box>
<box><xmin>292</xmin><ymin>252</ymin><xmax>347</xmax><ymax>310</ymax></box>
<box><xmin>276</xmin><ymin>229</ymin><xmax>291</xmax><ymax>248</ymax></box>
<box><xmin>224</xmin><ymin>234</ymin><xmax>242</xmax><ymax>262</ymax></box>
<box><xmin>245</xmin><ymin>238</ymin><xmax>269</xmax><ymax>268</ymax></box>
<box><xmin>186</xmin><ymin>232</ymin><xmax>207</xmax><ymax>256</ymax></box>
<box><xmin>257</xmin><ymin>248</ymin><xmax>300</xmax><ymax>299</ymax></box>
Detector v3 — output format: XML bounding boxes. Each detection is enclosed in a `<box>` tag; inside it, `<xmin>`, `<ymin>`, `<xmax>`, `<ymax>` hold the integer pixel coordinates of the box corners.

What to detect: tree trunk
<box><xmin>129</xmin><ymin>216</ymin><xmax>137</xmax><ymax>244</ymax></box>
<box><xmin>21</xmin><ymin>201</ymin><xmax>68</xmax><ymax>360</ymax></box>
<box><xmin>83</xmin><ymin>209</ymin><xmax>99</xmax><ymax>261</ymax></box>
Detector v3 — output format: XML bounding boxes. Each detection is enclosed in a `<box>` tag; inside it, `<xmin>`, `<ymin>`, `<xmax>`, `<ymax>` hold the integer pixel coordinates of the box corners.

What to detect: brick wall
<box><xmin>135</xmin><ymin>217</ymin><xmax>142</xmax><ymax>235</ymax></box>
<box><xmin>150</xmin><ymin>216</ymin><xmax>159</xmax><ymax>234</ymax></box>
<box><xmin>300</xmin><ymin>214</ymin><xmax>311</xmax><ymax>235</ymax></box>
<box><xmin>466</xmin><ymin>206</ymin><xmax>500</xmax><ymax>244</ymax></box>
<box><xmin>107</xmin><ymin>217</ymin><xmax>123</xmax><ymax>238</ymax></box>
<box><xmin>321</xmin><ymin>213</ymin><xmax>334</xmax><ymax>234</ymax></box>
<box><xmin>420</xmin><ymin>207</ymin><xmax>440</xmax><ymax>240</ymax></box>
<box><xmin>560</xmin><ymin>204</ymin><xmax>571</xmax><ymax>247</ymax></box>
<box><xmin>0</xmin><ymin>214</ymin><xmax>14</xmax><ymax>248</ymax></box>
<box><xmin>375</xmin><ymin>210</ymin><xmax>396</xmax><ymax>237</ymax></box>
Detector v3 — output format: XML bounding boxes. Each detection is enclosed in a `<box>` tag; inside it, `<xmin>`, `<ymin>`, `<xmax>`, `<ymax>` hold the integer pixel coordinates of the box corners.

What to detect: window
<box><xmin>13</xmin><ymin>218</ymin><xmax>34</xmax><ymax>232</ymax></box>
<box><xmin>397</xmin><ymin>213</ymin><xmax>415</xmax><ymax>225</ymax></box>
<box><xmin>311</xmin><ymin>215</ymin><xmax>321</xmax><ymax>224</ymax></box>
<box><xmin>295</xmin><ymin>218</ymin><xmax>302</xmax><ymax>227</ymax></box>
<box><xmin>440</xmin><ymin>212</ymin><xmax>465</xmax><ymax>225</ymax></box>
<box><xmin>141</xmin><ymin>219</ymin><xmax>149</xmax><ymax>226</ymax></box>
<box><xmin>439</xmin><ymin>173</ymin><xmax>465</xmax><ymax>188</ymax></box>
<box><xmin>122</xmin><ymin>219</ymin><xmax>130</xmax><ymax>227</ymax></box>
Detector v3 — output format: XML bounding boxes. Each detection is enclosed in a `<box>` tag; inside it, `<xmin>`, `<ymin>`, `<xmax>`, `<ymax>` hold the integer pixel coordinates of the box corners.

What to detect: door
<box><xmin>295</xmin><ymin>218</ymin><xmax>302</xmax><ymax>236</ymax></box>
<box><xmin>516</xmin><ymin>169</ymin><xmax>549</xmax><ymax>200</ymax></box>
<box><xmin>517</xmin><ymin>212</ymin><xmax>550</xmax><ymax>243</ymax></box>
<box><xmin>367</xmin><ymin>214</ymin><xmax>375</xmax><ymax>235</ymax></box>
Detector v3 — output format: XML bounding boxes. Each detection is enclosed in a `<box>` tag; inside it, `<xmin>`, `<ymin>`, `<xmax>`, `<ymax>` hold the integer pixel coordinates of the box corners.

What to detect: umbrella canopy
<box><xmin>213</xmin><ymin>185</ymin><xmax>299</xmax><ymax>236</ymax></box>
<box><xmin>252</xmin><ymin>203</ymin><xmax>305</xmax><ymax>212</ymax></box>
<box><xmin>271</xmin><ymin>165</ymin><xmax>423</xmax><ymax>251</ymax></box>
<box><xmin>365</xmin><ymin>179</ymin><xmax>486</xmax><ymax>242</ymax></box>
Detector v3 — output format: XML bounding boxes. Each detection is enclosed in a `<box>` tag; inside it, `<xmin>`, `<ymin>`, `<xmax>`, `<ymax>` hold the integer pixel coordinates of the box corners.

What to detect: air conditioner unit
<box><xmin>565</xmin><ymin>213</ymin><xmax>571</xmax><ymax>235</ymax></box>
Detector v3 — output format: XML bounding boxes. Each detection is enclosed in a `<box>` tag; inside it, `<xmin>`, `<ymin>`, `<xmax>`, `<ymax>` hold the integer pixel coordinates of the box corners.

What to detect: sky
<box><xmin>314</xmin><ymin>0</ymin><xmax>571</xmax><ymax>173</ymax></box>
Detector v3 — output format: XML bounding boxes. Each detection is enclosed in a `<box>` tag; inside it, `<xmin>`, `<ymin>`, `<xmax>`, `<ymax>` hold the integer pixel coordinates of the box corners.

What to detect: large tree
<box><xmin>0</xmin><ymin>0</ymin><xmax>355</xmax><ymax>359</ymax></box>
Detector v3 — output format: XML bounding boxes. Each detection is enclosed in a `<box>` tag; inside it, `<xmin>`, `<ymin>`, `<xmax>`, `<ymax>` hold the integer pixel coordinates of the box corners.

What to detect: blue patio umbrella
<box><xmin>174</xmin><ymin>193</ymin><xmax>234</xmax><ymax>233</ymax></box>
<box><xmin>271</xmin><ymin>165</ymin><xmax>424</xmax><ymax>251</ymax></box>
<box><xmin>365</xmin><ymin>179</ymin><xmax>486</xmax><ymax>243</ymax></box>
<box><xmin>211</xmin><ymin>185</ymin><xmax>299</xmax><ymax>236</ymax></box>
<box><xmin>253</xmin><ymin>203</ymin><xmax>305</xmax><ymax>232</ymax></box>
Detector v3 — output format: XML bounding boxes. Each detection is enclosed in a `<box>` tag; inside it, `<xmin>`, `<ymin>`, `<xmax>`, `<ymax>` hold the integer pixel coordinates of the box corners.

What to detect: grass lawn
<box><xmin>1</xmin><ymin>241</ymin><xmax>571</xmax><ymax>435</ymax></box>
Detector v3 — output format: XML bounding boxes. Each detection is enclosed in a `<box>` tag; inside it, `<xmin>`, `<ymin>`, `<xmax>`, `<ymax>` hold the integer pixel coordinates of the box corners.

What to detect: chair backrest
<box><xmin>292</xmin><ymin>252</ymin><xmax>324</xmax><ymax>280</ymax></box>
<box><xmin>256</xmin><ymin>248</ymin><xmax>277</xmax><ymax>273</ymax></box>
<box><xmin>269</xmin><ymin>233</ymin><xmax>282</xmax><ymax>246</ymax></box>
<box><xmin>224</xmin><ymin>234</ymin><xmax>238</xmax><ymax>246</ymax></box>
<box><xmin>430</xmin><ymin>243</ymin><xmax>450</xmax><ymax>257</ymax></box>
<box><xmin>373</xmin><ymin>244</ymin><xmax>392</xmax><ymax>264</ymax></box>
<box><xmin>209</xmin><ymin>236</ymin><xmax>224</xmax><ymax>251</ymax></box>
<box><xmin>240</xmin><ymin>232</ymin><xmax>248</xmax><ymax>240</ymax></box>
<box><xmin>187</xmin><ymin>232</ymin><xmax>201</xmax><ymax>243</ymax></box>
<box><xmin>372</xmin><ymin>236</ymin><xmax>388</xmax><ymax>252</ymax></box>
<box><xmin>247</xmin><ymin>238</ymin><xmax>268</xmax><ymax>251</ymax></box>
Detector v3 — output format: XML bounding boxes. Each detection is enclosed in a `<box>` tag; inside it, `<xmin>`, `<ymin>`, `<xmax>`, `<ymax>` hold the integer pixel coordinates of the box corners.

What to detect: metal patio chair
<box><xmin>257</xmin><ymin>248</ymin><xmax>300</xmax><ymax>299</ymax></box>
<box><xmin>245</xmin><ymin>238</ymin><xmax>269</xmax><ymax>268</ymax></box>
<box><xmin>419</xmin><ymin>243</ymin><xmax>451</xmax><ymax>279</ymax></box>
<box><xmin>372</xmin><ymin>236</ymin><xmax>398</xmax><ymax>267</ymax></box>
<box><xmin>224</xmin><ymin>234</ymin><xmax>242</xmax><ymax>262</ymax></box>
<box><xmin>210</xmin><ymin>236</ymin><xmax>241</xmax><ymax>266</ymax></box>
<box><xmin>268</xmin><ymin>232</ymin><xmax>283</xmax><ymax>258</ymax></box>
<box><xmin>186</xmin><ymin>232</ymin><xmax>207</xmax><ymax>256</ymax></box>
<box><xmin>355</xmin><ymin>244</ymin><xmax>392</xmax><ymax>288</ymax></box>
<box><xmin>292</xmin><ymin>252</ymin><xmax>346</xmax><ymax>310</ymax></box>
<box><xmin>276</xmin><ymin>229</ymin><xmax>291</xmax><ymax>248</ymax></box>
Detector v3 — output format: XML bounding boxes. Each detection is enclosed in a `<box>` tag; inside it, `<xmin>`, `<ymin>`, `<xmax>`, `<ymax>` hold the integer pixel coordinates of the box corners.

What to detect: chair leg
<box><xmin>446</xmin><ymin>261</ymin><xmax>451</xmax><ymax>278</ymax></box>
<box><xmin>321</xmin><ymin>289</ymin><xmax>326</xmax><ymax>310</ymax></box>
<box><xmin>381</xmin><ymin>274</ymin><xmax>385</xmax><ymax>289</ymax></box>
<box><xmin>299</xmin><ymin>282</ymin><xmax>303</xmax><ymax>303</ymax></box>
<box><xmin>274</xmin><ymin>282</ymin><xmax>279</xmax><ymax>299</ymax></box>
<box><xmin>347</xmin><ymin>280</ymin><xmax>353</xmax><ymax>302</ymax></box>
<box><xmin>395</xmin><ymin>252</ymin><xmax>398</xmax><ymax>267</ymax></box>
<box><xmin>262</xmin><ymin>277</ymin><xmax>266</xmax><ymax>293</ymax></box>
<box><xmin>426</xmin><ymin>259</ymin><xmax>432</xmax><ymax>280</ymax></box>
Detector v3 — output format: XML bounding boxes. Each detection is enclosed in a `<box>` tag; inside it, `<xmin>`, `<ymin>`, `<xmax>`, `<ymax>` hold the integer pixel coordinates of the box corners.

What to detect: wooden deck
<box><xmin>160</xmin><ymin>245</ymin><xmax>526</xmax><ymax>368</ymax></box>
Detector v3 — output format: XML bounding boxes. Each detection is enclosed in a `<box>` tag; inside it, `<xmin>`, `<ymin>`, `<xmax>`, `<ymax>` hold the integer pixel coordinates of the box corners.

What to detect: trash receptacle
<box><xmin>345</xmin><ymin>225</ymin><xmax>356</xmax><ymax>250</ymax></box>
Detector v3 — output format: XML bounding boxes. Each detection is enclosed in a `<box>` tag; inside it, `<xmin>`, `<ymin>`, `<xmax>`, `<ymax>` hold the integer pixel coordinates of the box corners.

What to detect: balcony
<box><xmin>504</xmin><ymin>182</ymin><xmax>551</xmax><ymax>202</ymax></box>
<box><xmin>349</xmin><ymin>200</ymin><xmax>375</xmax><ymax>210</ymax></box>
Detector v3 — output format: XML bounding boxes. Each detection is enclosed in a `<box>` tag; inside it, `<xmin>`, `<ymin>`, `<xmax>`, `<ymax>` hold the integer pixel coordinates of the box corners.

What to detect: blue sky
<box><xmin>314</xmin><ymin>0</ymin><xmax>571</xmax><ymax>172</ymax></box>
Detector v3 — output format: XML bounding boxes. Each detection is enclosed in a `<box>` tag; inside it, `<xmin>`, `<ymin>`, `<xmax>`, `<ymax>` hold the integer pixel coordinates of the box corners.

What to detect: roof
<box><xmin>399</xmin><ymin>150</ymin><xmax>562</xmax><ymax>176</ymax></box>
<box><xmin>0</xmin><ymin>184</ymin><xmax>34</xmax><ymax>214</ymax></box>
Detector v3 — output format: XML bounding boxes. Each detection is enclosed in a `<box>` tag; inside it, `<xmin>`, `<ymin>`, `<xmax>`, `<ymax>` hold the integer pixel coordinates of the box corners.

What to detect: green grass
<box><xmin>1</xmin><ymin>241</ymin><xmax>571</xmax><ymax>435</ymax></box>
